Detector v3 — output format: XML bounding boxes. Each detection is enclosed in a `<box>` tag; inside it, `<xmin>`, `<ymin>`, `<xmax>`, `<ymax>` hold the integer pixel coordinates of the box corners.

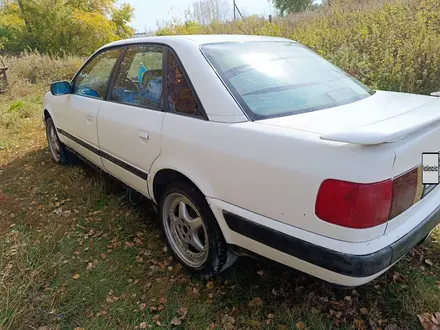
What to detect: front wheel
<box><xmin>45</xmin><ymin>117</ymin><xmax>70</xmax><ymax>165</ymax></box>
<box><xmin>159</xmin><ymin>181</ymin><xmax>236</xmax><ymax>277</ymax></box>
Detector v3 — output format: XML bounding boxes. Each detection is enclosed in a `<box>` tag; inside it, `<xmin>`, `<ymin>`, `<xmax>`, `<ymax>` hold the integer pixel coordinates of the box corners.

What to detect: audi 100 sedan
<box><xmin>44</xmin><ymin>35</ymin><xmax>440</xmax><ymax>286</ymax></box>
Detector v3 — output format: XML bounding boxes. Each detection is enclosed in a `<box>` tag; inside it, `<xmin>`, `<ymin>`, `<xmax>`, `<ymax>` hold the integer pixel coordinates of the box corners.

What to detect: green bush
<box><xmin>156</xmin><ymin>0</ymin><xmax>440</xmax><ymax>95</ymax></box>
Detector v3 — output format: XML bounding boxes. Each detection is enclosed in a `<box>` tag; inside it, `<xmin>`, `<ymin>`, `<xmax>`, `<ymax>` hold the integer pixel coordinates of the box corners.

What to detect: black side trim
<box><xmin>57</xmin><ymin>128</ymin><xmax>148</xmax><ymax>180</ymax></box>
<box><xmin>99</xmin><ymin>149</ymin><xmax>148</xmax><ymax>180</ymax></box>
<box><xmin>58</xmin><ymin>128</ymin><xmax>100</xmax><ymax>155</ymax></box>
<box><xmin>223</xmin><ymin>206</ymin><xmax>440</xmax><ymax>277</ymax></box>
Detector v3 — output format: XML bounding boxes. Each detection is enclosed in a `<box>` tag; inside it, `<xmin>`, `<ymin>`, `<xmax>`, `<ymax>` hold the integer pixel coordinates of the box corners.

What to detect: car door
<box><xmin>55</xmin><ymin>47</ymin><xmax>123</xmax><ymax>168</ymax></box>
<box><xmin>97</xmin><ymin>44</ymin><xmax>166</xmax><ymax>196</ymax></box>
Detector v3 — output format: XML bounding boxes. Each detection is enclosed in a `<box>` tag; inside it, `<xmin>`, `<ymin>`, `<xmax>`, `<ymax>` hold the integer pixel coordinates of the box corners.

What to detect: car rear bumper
<box><xmin>221</xmin><ymin>203</ymin><xmax>440</xmax><ymax>282</ymax></box>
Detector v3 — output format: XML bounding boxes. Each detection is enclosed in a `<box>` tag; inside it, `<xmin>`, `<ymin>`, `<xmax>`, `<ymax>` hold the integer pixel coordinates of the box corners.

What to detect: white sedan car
<box><xmin>43</xmin><ymin>35</ymin><xmax>440</xmax><ymax>286</ymax></box>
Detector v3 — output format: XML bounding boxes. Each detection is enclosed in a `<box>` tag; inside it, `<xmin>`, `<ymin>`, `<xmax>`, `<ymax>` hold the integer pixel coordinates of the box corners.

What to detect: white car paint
<box><xmin>50</xmin><ymin>94</ymin><xmax>104</xmax><ymax>168</ymax></box>
<box><xmin>43</xmin><ymin>35</ymin><xmax>440</xmax><ymax>286</ymax></box>
<box><xmin>97</xmin><ymin>101</ymin><xmax>165</xmax><ymax>195</ymax></box>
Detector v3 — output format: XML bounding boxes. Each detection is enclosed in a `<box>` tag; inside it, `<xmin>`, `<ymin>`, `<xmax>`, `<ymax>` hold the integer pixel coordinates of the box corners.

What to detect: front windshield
<box><xmin>201</xmin><ymin>41</ymin><xmax>373</xmax><ymax>120</ymax></box>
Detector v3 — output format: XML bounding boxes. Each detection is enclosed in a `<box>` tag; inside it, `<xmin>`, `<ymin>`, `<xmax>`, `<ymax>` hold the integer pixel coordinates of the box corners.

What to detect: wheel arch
<box><xmin>43</xmin><ymin>109</ymin><xmax>51</xmax><ymax>121</ymax></box>
<box><xmin>150</xmin><ymin>167</ymin><xmax>209</xmax><ymax>204</ymax></box>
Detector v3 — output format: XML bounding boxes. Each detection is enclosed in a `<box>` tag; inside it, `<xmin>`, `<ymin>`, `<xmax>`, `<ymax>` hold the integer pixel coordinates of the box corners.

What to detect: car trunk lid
<box><xmin>259</xmin><ymin>90</ymin><xmax>440</xmax><ymax>234</ymax></box>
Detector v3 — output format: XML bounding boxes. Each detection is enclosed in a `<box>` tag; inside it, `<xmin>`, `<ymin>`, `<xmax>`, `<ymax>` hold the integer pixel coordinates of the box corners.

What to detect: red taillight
<box><xmin>389</xmin><ymin>167</ymin><xmax>423</xmax><ymax>219</ymax></box>
<box><xmin>315</xmin><ymin>179</ymin><xmax>393</xmax><ymax>229</ymax></box>
<box><xmin>315</xmin><ymin>166</ymin><xmax>423</xmax><ymax>229</ymax></box>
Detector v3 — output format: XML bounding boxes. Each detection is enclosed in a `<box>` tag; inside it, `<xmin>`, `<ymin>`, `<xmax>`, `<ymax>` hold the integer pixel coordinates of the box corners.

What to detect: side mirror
<box><xmin>430</xmin><ymin>91</ymin><xmax>440</xmax><ymax>97</ymax></box>
<box><xmin>50</xmin><ymin>81</ymin><xmax>71</xmax><ymax>96</ymax></box>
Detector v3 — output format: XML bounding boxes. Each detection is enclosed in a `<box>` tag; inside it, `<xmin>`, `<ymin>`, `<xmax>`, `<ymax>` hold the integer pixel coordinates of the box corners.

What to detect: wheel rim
<box><xmin>162</xmin><ymin>192</ymin><xmax>209</xmax><ymax>268</ymax></box>
<box><xmin>47</xmin><ymin>123</ymin><xmax>61</xmax><ymax>162</ymax></box>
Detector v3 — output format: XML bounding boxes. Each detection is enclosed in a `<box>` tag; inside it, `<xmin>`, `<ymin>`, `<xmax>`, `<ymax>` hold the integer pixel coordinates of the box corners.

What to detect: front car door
<box><xmin>97</xmin><ymin>44</ymin><xmax>166</xmax><ymax>196</ymax></box>
<box><xmin>55</xmin><ymin>47</ymin><xmax>123</xmax><ymax>168</ymax></box>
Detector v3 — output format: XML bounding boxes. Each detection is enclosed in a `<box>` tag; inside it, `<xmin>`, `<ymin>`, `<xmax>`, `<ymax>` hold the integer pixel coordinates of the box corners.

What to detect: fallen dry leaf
<box><xmin>248</xmin><ymin>297</ymin><xmax>264</xmax><ymax>307</ymax></box>
<box><xmin>72</xmin><ymin>273</ymin><xmax>80</xmax><ymax>280</ymax></box>
<box><xmin>178</xmin><ymin>306</ymin><xmax>188</xmax><ymax>318</ymax></box>
<box><xmin>425</xmin><ymin>259</ymin><xmax>434</xmax><ymax>266</ymax></box>
<box><xmin>159</xmin><ymin>297</ymin><xmax>167</xmax><ymax>304</ymax></box>
<box><xmin>169</xmin><ymin>306</ymin><xmax>188</xmax><ymax>326</ymax></box>
<box><xmin>354</xmin><ymin>319</ymin><xmax>365</xmax><ymax>329</ymax></box>
<box><xmin>170</xmin><ymin>317</ymin><xmax>182</xmax><ymax>326</ymax></box>
<box><xmin>206</xmin><ymin>281</ymin><xmax>214</xmax><ymax>289</ymax></box>
<box><xmin>221</xmin><ymin>314</ymin><xmax>236</xmax><ymax>329</ymax></box>
<box><xmin>139</xmin><ymin>303</ymin><xmax>147</xmax><ymax>311</ymax></box>
<box><xmin>360</xmin><ymin>307</ymin><xmax>368</xmax><ymax>315</ymax></box>
<box><xmin>101</xmin><ymin>253</ymin><xmax>108</xmax><ymax>260</ymax></box>
<box><xmin>86</xmin><ymin>262</ymin><xmax>93</xmax><ymax>271</ymax></box>
<box><xmin>392</xmin><ymin>272</ymin><xmax>403</xmax><ymax>282</ymax></box>
<box><xmin>157</xmin><ymin>305</ymin><xmax>165</xmax><ymax>311</ymax></box>
<box><xmin>296</xmin><ymin>321</ymin><xmax>305</xmax><ymax>329</ymax></box>
<box><xmin>139</xmin><ymin>321</ymin><xmax>150</xmax><ymax>329</ymax></box>
<box><xmin>418</xmin><ymin>312</ymin><xmax>440</xmax><ymax>330</ymax></box>
<box><xmin>105</xmin><ymin>296</ymin><xmax>119</xmax><ymax>304</ymax></box>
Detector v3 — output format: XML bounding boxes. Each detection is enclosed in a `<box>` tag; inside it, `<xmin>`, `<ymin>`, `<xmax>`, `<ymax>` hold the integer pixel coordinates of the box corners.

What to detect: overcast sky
<box><xmin>122</xmin><ymin>0</ymin><xmax>275</xmax><ymax>33</ymax></box>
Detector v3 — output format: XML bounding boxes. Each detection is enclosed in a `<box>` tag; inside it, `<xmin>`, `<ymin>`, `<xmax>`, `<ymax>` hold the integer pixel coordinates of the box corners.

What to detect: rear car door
<box><xmin>55</xmin><ymin>47</ymin><xmax>122</xmax><ymax>167</ymax></box>
<box><xmin>97</xmin><ymin>44</ymin><xmax>165</xmax><ymax>196</ymax></box>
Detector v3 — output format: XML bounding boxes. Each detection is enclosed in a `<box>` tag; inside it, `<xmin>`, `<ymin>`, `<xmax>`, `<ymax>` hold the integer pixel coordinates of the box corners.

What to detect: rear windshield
<box><xmin>201</xmin><ymin>41</ymin><xmax>373</xmax><ymax>120</ymax></box>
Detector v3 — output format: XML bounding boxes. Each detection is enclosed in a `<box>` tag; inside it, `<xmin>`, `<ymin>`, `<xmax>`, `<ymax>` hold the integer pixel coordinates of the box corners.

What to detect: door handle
<box><xmin>138</xmin><ymin>131</ymin><xmax>150</xmax><ymax>141</ymax></box>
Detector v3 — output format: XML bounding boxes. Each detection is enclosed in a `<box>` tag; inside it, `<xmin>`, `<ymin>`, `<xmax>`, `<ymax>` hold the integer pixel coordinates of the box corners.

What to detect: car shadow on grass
<box><xmin>1</xmin><ymin>148</ymin><xmax>440</xmax><ymax>330</ymax></box>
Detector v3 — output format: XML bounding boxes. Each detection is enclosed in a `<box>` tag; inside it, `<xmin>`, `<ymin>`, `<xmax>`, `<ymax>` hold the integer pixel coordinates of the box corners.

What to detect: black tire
<box><xmin>159</xmin><ymin>180</ymin><xmax>237</xmax><ymax>278</ymax></box>
<box><xmin>45</xmin><ymin>117</ymin><xmax>71</xmax><ymax>165</ymax></box>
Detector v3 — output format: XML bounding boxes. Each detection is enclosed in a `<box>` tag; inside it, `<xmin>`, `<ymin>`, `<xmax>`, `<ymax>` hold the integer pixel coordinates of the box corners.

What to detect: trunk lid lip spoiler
<box><xmin>320</xmin><ymin>97</ymin><xmax>440</xmax><ymax>145</ymax></box>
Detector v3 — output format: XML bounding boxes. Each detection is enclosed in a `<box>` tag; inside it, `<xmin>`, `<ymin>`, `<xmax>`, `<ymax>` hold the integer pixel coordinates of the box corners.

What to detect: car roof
<box><xmin>100</xmin><ymin>34</ymin><xmax>290</xmax><ymax>50</ymax></box>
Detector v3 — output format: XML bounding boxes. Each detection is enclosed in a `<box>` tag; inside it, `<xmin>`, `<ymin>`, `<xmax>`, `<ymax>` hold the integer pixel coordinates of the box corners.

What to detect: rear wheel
<box><xmin>45</xmin><ymin>117</ymin><xmax>70</xmax><ymax>165</ymax></box>
<box><xmin>159</xmin><ymin>181</ymin><xmax>236</xmax><ymax>277</ymax></box>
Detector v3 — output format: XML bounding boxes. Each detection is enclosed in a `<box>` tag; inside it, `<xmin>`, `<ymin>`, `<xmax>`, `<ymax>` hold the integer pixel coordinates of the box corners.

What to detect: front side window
<box><xmin>73</xmin><ymin>48</ymin><xmax>122</xmax><ymax>99</ymax></box>
<box><xmin>111</xmin><ymin>45</ymin><xmax>164</xmax><ymax>108</ymax></box>
<box><xmin>201</xmin><ymin>41</ymin><xmax>373</xmax><ymax>120</ymax></box>
<box><xmin>167</xmin><ymin>52</ymin><xmax>201</xmax><ymax>117</ymax></box>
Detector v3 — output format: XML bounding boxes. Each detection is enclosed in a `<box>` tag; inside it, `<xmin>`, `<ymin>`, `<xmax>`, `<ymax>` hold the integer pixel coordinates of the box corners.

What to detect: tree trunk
<box><xmin>16</xmin><ymin>0</ymin><xmax>33</xmax><ymax>33</ymax></box>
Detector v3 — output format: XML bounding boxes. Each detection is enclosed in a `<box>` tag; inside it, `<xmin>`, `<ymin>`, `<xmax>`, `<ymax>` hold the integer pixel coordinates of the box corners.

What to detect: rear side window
<box><xmin>73</xmin><ymin>48</ymin><xmax>122</xmax><ymax>99</ymax></box>
<box><xmin>166</xmin><ymin>52</ymin><xmax>201</xmax><ymax>117</ymax></box>
<box><xmin>201</xmin><ymin>41</ymin><xmax>373</xmax><ymax>120</ymax></box>
<box><xmin>111</xmin><ymin>45</ymin><xmax>164</xmax><ymax>109</ymax></box>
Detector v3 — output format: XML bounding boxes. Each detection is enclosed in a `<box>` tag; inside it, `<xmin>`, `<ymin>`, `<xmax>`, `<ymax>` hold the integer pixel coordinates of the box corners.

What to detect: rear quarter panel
<box><xmin>385</xmin><ymin>123</ymin><xmax>440</xmax><ymax>233</ymax></box>
<box><xmin>150</xmin><ymin>113</ymin><xmax>397</xmax><ymax>243</ymax></box>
